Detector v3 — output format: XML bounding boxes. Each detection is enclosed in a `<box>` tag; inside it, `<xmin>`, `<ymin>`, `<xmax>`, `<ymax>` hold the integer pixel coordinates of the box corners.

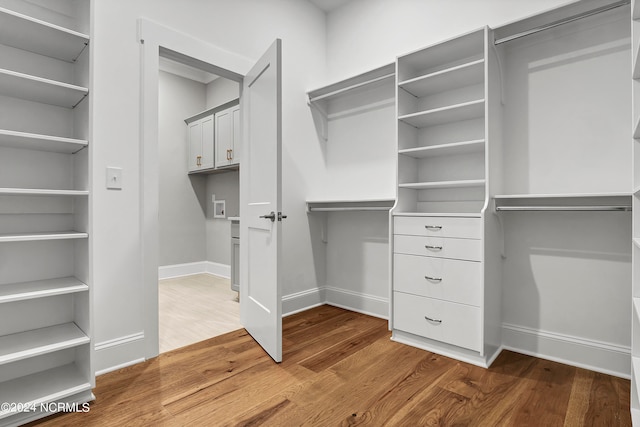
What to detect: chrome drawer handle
<box><xmin>425</xmin><ymin>245</ymin><xmax>443</xmax><ymax>251</ymax></box>
<box><xmin>425</xmin><ymin>316</ymin><xmax>442</xmax><ymax>324</ymax></box>
<box><xmin>425</xmin><ymin>225</ymin><xmax>442</xmax><ymax>231</ymax></box>
<box><xmin>425</xmin><ymin>276</ymin><xmax>442</xmax><ymax>282</ymax></box>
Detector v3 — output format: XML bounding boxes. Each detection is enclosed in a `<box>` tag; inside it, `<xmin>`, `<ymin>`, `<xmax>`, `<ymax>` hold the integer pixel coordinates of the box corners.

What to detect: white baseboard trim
<box><xmin>325</xmin><ymin>286</ymin><xmax>389</xmax><ymax>319</ymax></box>
<box><xmin>94</xmin><ymin>332</ymin><xmax>146</xmax><ymax>375</ymax></box>
<box><xmin>283</xmin><ymin>287</ymin><xmax>325</xmax><ymax>316</ymax></box>
<box><xmin>158</xmin><ymin>261</ymin><xmax>230</xmax><ymax>280</ymax></box>
<box><xmin>502</xmin><ymin>323</ymin><xmax>631</xmax><ymax>379</ymax></box>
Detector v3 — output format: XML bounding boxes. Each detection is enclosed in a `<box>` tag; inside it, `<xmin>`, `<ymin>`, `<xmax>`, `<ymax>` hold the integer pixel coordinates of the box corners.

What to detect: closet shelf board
<box><xmin>494</xmin><ymin>193</ymin><xmax>632</xmax><ymax>211</ymax></box>
<box><xmin>0</xmin><ymin>69</ymin><xmax>88</xmax><ymax>108</ymax></box>
<box><xmin>0</xmin><ymin>231</ymin><xmax>88</xmax><ymax>243</ymax></box>
<box><xmin>0</xmin><ymin>130</ymin><xmax>87</xmax><ymax>153</ymax></box>
<box><xmin>399</xmin><ymin>139</ymin><xmax>485</xmax><ymax>158</ymax></box>
<box><xmin>0</xmin><ymin>364</ymin><xmax>90</xmax><ymax>420</ymax></box>
<box><xmin>0</xmin><ymin>7</ymin><xmax>89</xmax><ymax>62</ymax></box>
<box><xmin>399</xmin><ymin>179</ymin><xmax>485</xmax><ymax>190</ymax></box>
<box><xmin>0</xmin><ymin>277</ymin><xmax>87</xmax><ymax>304</ymax></box>
<box><xmin>398</xmin><ymin>99</ymin><xmax>485</xmax><ymax>128</ymax></box>
<box><xmin>0</xmin><ymin>323</ymin><xmax>89</xmax><ymax>366</ymax></box>
<box><xmin>393</xmin><ymin>212</ymin><xmax>482</xmax><ymax>218</ymax></box>
<box><xmin>307</xmin><ymin>63</ymin><xmax>395</xmax><ymax>103</ymax></box>
<box><xmin>398</xmin><ymin>59</ymin><xmax>484</xmax><ymax>98</ymax></box>
<box><xmin>0</xmin><ymin>188</ymin><xmax>89</xmax><ymax>196</ymax></box>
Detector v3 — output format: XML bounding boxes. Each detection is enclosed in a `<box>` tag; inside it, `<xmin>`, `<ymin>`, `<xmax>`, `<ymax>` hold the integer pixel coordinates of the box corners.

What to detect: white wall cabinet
<box><xmin>0</xmin><ymin>1</ymin><xmax>93</xmax><ymax>425</ymax></box>
<box><xmin>185</xmin><ymin>99</ymin><xmax>239</xmax><ymax>175</ymax></box>
<box><xmin>215</xmin><ymin>104</ymin><xmax>240</xmax><ymax>168</ymax></box>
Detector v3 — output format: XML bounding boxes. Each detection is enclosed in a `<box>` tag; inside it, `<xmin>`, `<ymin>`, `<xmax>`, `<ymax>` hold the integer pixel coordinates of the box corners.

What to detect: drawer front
<box><xmin>394</xmin><ymin>216</ymin><xmax>482</xmax><ymax>239</ymax></box>
<box><xmin>394</xmin><ymin>235</ymin><xmax>482</xmax><ymax>262</ymax></box>
<box><xmin>393</xmin><ymin>291</ymin><xmax>480</xmax><ymax>351</ymax></box>
<box><xmin>394</xmin><ymin>254</ymin><xmax>482</xmax><ymax>306</ymax></box>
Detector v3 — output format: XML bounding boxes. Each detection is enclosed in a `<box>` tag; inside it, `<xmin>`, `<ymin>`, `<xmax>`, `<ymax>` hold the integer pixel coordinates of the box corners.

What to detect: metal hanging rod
<box><xmin>494</xmin><ymin>0</ymin><xmax>630</xmax><ymax>45</ymax></box>
<box><xmin>495</xmin><ymin>205</ymin><xmax>631</xmax><ymax>212</ymax></box>
<box><xmin>309</xmin><ymin>207</ymin><xmax>391</xmax><ymax>212</ymax></box>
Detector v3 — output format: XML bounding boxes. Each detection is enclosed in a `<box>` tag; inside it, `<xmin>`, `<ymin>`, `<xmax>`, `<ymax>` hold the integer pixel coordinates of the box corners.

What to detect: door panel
<box><xmin>240</xmin><ymin>39</ymin><xmax>282</xmax><ymax>363</ymax></box>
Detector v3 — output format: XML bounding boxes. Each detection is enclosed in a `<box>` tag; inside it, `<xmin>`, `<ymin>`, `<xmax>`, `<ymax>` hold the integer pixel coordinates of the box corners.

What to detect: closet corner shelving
<box><xmin>390</xmin><ymin>26</ymin><xmax>503</xmax><ymax>368</ymax></box>
<box><xmin>632</xmin><ymin>0</ymin><xmax>640</xmax><ymax>422</ymax></box>
<box><xmin>0</xmin><ymin>1</ymin><xmax>93</xmax><ymax>425</ymax></box>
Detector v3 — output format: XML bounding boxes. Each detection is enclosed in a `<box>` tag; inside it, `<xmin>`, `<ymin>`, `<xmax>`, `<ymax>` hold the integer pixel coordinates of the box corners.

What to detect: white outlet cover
<box><xmin>106</xmin><ymin>167</ymin><xmax>123</xmax><ymax>190</ymax></box>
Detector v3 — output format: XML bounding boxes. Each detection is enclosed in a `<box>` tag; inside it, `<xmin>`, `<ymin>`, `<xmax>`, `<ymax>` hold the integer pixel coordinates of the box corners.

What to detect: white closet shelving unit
<box><xmin>391</xmin><ymin>27</ymin><xmax>503</xmax><ymax>367</ymax></box>
<box><xmin>632</xmin><ymin>0</ymin><xmax>640</xmax><ymax>422</ymax></box>
<box><xmin>0</xmin><ymin>1</ymin><xmax>93</xmax><ymax>425</ymax></box>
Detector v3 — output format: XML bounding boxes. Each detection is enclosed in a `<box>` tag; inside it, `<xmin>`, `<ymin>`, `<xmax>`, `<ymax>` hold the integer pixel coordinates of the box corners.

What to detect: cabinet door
<box><xmin>188</xmin><ymin>120</ymin><xmax>202</xmax><ymax>172</ymax></box>
<box><xmin>200</xmin><ymin>115</ymin><xmax>214</xmax><ymax>170</ymax></box>
<box><xmin>215</xmin><ymin>108</ymin><xmax>233</xmax><ymax>168</ymax></box>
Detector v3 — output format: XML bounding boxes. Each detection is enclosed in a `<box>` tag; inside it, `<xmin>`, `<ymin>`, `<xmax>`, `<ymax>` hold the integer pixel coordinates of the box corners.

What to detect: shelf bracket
<box><xmin>307</xmin><ymin>96</ymin><xmax>328</xmax><ymax>142</ymax></box>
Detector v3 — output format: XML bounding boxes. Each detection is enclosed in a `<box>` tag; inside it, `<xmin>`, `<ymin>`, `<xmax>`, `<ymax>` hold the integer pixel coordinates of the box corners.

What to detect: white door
<box><xmin>240</xmin><ymin>39</ymin><xmax>282</xmax><ymax>362</ymax></box>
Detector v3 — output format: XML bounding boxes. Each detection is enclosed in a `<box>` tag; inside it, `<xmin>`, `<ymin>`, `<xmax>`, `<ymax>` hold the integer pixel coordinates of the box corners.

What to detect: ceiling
<box><xmin>308</xmin><ymin>0</ymin><xmax>353</xmax><ymax>12</ymax></box>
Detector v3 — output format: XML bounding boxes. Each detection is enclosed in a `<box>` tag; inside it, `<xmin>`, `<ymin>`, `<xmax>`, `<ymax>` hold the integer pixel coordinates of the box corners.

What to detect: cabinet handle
<box><xmin>425</xmin><ymin>225</ymin><xmax>442</xmax><ymax>231</ymax></box>
<box><xmin>425</xmin><ymin>245</ymin><xmax>443</xmax><ymax>251</ymax></box>
<box><xmin>229</xmin><ymin>149</ymin><xmax>233</xmax><ymax>160</ymax></box>
<box><xmin>424</xmin><ymin>316</ymin><xmax>442</xmax><ymax>324</ymax></box>
<box><xmin>196</xmin><ymin>155</ymin><xmax>202</xmax><ymax>166</ymax></box>
<box><xmin>424</xmin><ymin>276</ymin><xmax>442</xmax><ymax>283</ymax></box>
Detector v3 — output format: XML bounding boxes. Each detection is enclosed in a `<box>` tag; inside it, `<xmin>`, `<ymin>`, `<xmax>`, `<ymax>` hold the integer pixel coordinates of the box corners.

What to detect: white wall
<box><xmin>158</xmin><ymin>71</ymin><xmax>207</xmax><ymax>266</ymax></box>
<box><xmin>325</xmin><ymin>0</ymin><xmax>577</xmax><ymax>82</ymax></box>
<box><xmin>92</xmin><ymin>0</ymin><xmax>326</xmax><ymax>372</ymax></box>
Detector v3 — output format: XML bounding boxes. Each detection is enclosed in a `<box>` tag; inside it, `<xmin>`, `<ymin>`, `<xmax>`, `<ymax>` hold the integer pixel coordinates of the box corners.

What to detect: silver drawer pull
<box><xmin>425</xmin><ymin>245</ymin><xmax>443</xmax><ymax>251</ymax></box>
<box><xmin>425</xmin><ymin>316</ymin><xmax>442</xmax><ymax>324</ymax></box>
<box><xmin>425</xmin><ymin>225</ymin><xmax>442</xmax><ymax>231</ymax></box>
<box><xmin>425</xmin><ymin>276</ymin><xmax>442</xmax><ymax>283</ymax></box>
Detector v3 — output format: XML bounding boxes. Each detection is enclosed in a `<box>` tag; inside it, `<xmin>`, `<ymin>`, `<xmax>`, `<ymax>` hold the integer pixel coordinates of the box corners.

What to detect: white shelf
<box><xmin>0</xmin><ymin>277</ymin><xmax>87</xmax><ymax>304</ymax></box>
<box><xmin>0</xmin><ymin>68</ymin><xmax>88</xmax><ymax>108</ymax></box>
<box><xmin>0</xmin><ymin>129</ymin><xmax>87</xmax><ymax>153</ymax></box>
<box><xmin>393</xmin><ymin>211</ymin><xmax>482</xmax><ymax>218</ymax></box>
<box><xmin>0</xmin><ymin>231</ymin><xmax>88</xmax><ymax>243</ymax></box>
<box><xmin>307</xmin><ymin>63</ymin><xmax>395</xmax><ymax>103</ymax></box>
<box><xmin>0</xmin><ymin>188</ymin><xmax>88</xmax><ymax>196</ymax></box>
<box><xmin>306</xmin><ymin>198</ymin><xmax>395</xmax><ymax>212</ymax></box>
<box><xmin>399</xmin><ymin>179</ymin><xmax>485</xmax><ymax>190</ymax></box>
<box><xmin>399</xmin><ymin>139</ymin><xmax>485</xmax><ymax>158</ymax></box>
<box><xmin>0</xmin><ymin>364</ymin><xmax>90</xmax><ymax>420</ymax></box>
<box><xmin>494</xmin><ymin>193</ymin><xmax>632</xmax><ymax>212</ymax></box>
<box><xmin>0</xmin><ymin>323</ymin><xmax>88</xmax><ymax>366</ymax></box>
<box><xmin>398</xmin><ymin>99</ymin><xmax>484</xmax><ymax>128</ymax></box>
<box><xmin>0</xmin><ymin>7</ymin><xmax>89</xmax><ymax>63</ymax></box>
<box><xmin>399</xmin><ymin>59</ymin><xmax>484</xmax><ymax>98</ymax></box>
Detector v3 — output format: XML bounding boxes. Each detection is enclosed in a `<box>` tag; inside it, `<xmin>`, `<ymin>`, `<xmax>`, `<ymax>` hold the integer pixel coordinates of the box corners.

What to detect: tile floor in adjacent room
<box><xmin>159</xmin><ymin>273</ymin><xmax>241</xmax><ymax>353</ymax></box>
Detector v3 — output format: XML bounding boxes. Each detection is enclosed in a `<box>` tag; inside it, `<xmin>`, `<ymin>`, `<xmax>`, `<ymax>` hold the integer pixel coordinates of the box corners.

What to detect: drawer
<box><xmin>394</xmin><ymin>235</ymin><xmax>482</xmax><ymax>262</ymax></box>
<box><xmin>393</xmin><ymin>254</ymin><xmax>481</xmax><ymax>306</ymax></box>
<box><xmin>393</xmin><ymin>291</ymin><xmax>480</xmax><ymax>351</ymax></box>
<box><xmin>394</xmin><ymin>216</ymin><xmax>482</xmax><ymax>239</ymax></box>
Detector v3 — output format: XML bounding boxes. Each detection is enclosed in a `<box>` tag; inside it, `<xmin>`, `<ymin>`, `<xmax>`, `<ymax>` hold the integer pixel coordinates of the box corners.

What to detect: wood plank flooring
<box><xmin>30</xmin><ymin>305</ymin><xmax>630</xmax><ymax>426</ymax></box>
<box><xmin>159</xmin><ymin>273</ymin><xmax>241</xmax><ymax>353</ymax></box>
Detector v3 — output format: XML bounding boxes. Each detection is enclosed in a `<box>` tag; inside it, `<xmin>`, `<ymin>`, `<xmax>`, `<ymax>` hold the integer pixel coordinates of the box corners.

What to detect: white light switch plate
<box><xmin>106</xmin><ymin>167</ymin><xmax>123</xmax><ymax>190</ymax></box>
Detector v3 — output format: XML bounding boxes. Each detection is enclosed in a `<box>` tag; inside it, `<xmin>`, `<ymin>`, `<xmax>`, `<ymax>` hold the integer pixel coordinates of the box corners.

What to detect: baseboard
<box><xmin>502</xmin><ymin>323</ymin><xmax>631</xmax><ymax>379</ymax></box>
<box><xmin>158</xmin><ymin>261</ymin><xmax>230</xmax><ymax>280</ymax></box>
<box><xmin>324</xmin><ymin>286</ymin><xmax>389</xmax><ymax>319</ymax></box>
<box><xmin>94</xmin><ymin>332</ymin><xmax>146</xmax><ymax>375</ymax></box>
<box><xmin>282</xmin><ymin>287</ymin><xmax>325</xmax><ymax>316</ymax></box>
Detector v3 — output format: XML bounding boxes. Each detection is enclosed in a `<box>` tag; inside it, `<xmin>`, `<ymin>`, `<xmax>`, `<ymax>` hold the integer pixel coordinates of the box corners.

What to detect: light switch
<box><xmin>106</xmin><ymin>167</ymin><xmax>123</xmax><ymax>190</ymax></box>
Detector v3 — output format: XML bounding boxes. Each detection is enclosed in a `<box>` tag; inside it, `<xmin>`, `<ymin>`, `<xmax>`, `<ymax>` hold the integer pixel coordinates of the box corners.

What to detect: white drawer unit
<box><xmin>393</xmin><ymin>253</ymin><xmax>481</xmax><ymax>306</ymax></box>
<box><xmin>394</xmin><ymin>234</ymin><xmax>482</xmax><ymax>262</ymax></box>
<box><xmin>394</xmin><ymin>216</ymin><xmax>482</xmax><ymax>239</ymax></box>
<box><xmin>393</xmin><ymin>291</ymin><xmax>481</xmax><ymax>352</ymax></box>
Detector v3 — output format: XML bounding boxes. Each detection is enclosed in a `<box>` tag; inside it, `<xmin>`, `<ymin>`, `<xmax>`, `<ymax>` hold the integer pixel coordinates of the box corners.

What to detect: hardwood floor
<box><xmin>31</xmin><ymin>305</ymin><xmax>630</xmax><ymax>426</ymax></box>
<box><xmin>159</xmin><ymin>273</ymin><xmax>241</xmax><ymax>353</ymax></box>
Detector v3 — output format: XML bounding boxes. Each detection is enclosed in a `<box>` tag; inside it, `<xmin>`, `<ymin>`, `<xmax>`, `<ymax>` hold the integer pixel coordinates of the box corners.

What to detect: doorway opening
<box><xmin>157</xmin><ymin>54</ymin><xmax>241</xmax><ymax>353</ymax></box>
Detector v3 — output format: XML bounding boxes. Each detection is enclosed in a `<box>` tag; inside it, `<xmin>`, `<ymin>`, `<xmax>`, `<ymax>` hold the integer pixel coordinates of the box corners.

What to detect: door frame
<box><xmin>138</xmin><ymin>19</ymin><xmax>252</xmax><ymax>359</ymax></box>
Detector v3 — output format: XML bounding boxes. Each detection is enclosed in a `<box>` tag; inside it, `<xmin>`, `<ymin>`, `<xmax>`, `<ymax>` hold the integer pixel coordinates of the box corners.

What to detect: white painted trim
<box><xmin>502</xmin><ymin>323</ymin><xmax>631</xmax><ymax>379</ymax></box>
<box><xmin>95</xmin><ymin>332</ymin><xmax>145</xmax><ymax>351</ymax></box>
<box><xmin>325</xmin><ymin>286</ymin><xmax>389</xmax><ymax>319</ymax></box>
<box><xmin>158</xmin><ymin>261</ymin><xmax>231</xmax><ymax>280</ymax></box>
<box><xmin>95</xmin><ymin>358</ymin><xmax>146</xmax><ymax>376</ymax></box>
<box><xmin>282</xmin><ymin>287</ymin><xmax>325</xmax><ymax>316</ymax></box>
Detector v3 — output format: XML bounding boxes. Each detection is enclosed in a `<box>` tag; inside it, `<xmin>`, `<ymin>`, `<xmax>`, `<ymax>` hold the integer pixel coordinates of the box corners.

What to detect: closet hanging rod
<box><xmin>494</xmin><ymin>0</ymin><xmax>630</xmax><ymax>45</ymax></box>
<box><xmin>495</xmin><ymin>205</ymin><xmax>631</xmax><ymax>212</ymax></box>
<box><xmin>308</xmin><ymin>73</ymin><xmax>395</xmax><ymax>103</ymax></box>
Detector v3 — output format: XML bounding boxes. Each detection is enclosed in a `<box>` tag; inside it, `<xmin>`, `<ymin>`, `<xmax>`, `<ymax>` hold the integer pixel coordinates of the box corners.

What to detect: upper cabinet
<box><xmin>185</xmin><ymin>99</ymin><xmax>240</xmax><ymax>174</ymax></box>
